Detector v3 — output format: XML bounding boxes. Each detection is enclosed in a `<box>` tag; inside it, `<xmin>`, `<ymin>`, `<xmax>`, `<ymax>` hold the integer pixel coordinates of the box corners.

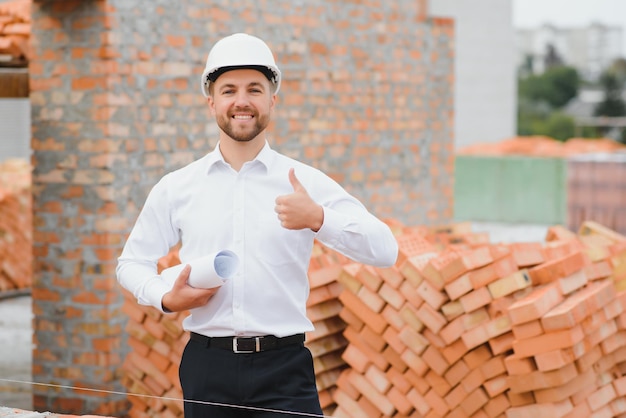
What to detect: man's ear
<box><xmin>207</xmin><ymin>95</ymin><xmax>215</xmax><ymax>114</ymax></box>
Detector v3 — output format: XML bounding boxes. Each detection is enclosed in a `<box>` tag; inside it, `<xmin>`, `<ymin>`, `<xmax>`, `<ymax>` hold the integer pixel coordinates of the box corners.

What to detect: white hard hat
<box><xmin>200</xmin><ymin>33</ymin><xmax>281</xmax><ymax>97</ymax></box>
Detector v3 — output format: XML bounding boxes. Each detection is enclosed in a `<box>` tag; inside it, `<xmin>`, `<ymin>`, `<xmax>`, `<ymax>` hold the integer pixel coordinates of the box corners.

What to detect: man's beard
<box><xmin>217</xmin><ymin>110</ymin><xmax>270</xmax><ymax>142</ymax></box>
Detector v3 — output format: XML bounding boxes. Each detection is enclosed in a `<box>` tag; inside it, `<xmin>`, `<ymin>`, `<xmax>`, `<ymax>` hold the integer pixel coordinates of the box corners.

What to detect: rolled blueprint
<box><xmin>161</xmin><ymin>250</ymin><xmax>239</xmax><ymax>289</ymax></box>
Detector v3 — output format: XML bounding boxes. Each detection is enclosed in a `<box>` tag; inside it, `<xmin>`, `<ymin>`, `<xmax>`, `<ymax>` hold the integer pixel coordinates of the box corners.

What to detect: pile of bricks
<box><xmin>120</xmin><ymin>220</ymin><xmax>626</xmax><ymax>417</ymax></box>
<box><xmin>457</xmin><ymin>136</ymin><xmax>626</xmax><ymax>157</ymax></box>
<box><xmin>0</xmin><ymin>158</ymin><xmax>32</xmax><ymax>291</ymax></box>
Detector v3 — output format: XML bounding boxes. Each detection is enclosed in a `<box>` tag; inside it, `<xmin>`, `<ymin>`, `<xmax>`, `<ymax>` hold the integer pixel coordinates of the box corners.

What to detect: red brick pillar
<box><xmin>30</xmin><ymin>1</ymin><xmax>132</xmax><ymax>414</ymax></box>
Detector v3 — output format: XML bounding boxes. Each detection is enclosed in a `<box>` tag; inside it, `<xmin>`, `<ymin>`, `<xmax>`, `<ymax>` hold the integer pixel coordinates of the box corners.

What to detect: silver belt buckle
<box><xmin>232</xmin><ymin>336</ymin><xmax>261</xmax><ymax>353</ymax></box>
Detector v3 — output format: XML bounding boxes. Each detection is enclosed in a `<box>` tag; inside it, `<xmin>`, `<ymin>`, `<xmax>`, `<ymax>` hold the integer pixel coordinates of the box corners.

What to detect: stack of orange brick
<box><xmin>0</xmin><ymin>158</ymin><xmax>32</xmax><ymax>291</ymax></box>
<box><xmin>331</xmin><ymin>221</ymin><xmax>626</xmax><ymax>417</ymax></box>
<box><xmin>119</xmin><ymin>220</ymin><xmax>626</xmax><ymax>417</ymax></box>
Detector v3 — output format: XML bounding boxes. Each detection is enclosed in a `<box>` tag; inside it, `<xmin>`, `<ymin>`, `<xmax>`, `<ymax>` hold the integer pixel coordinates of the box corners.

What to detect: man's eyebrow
<box><xmin>219</xmin><ymin>81</ymin><xmax>266</xmax><ymax>90</ymax></box>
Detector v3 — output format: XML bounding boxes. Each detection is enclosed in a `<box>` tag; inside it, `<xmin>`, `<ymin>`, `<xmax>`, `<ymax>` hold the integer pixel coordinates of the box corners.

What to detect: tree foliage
<box><xmin>518</xmin><ymin>66</ymin><xmax>580</xmax><ymax>109</ymax></box>
<box><xmin>594</xmin><ymin>71</ymin><xmax>626</xmax><ymax>117</ymax></box>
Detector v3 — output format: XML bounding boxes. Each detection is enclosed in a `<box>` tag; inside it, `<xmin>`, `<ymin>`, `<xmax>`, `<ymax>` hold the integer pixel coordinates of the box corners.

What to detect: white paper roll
<box><xmin>161</xmin><ymin>250</ymin><xmax>239</xmax><ymax>289</ymax></box>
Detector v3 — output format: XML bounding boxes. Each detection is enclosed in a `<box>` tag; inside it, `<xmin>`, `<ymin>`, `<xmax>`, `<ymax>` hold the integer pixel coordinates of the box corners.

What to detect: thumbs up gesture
<box><xmin>275</xmin><ymin>168</ymin><xmax>324</xmax><ymax>231</ymax></box>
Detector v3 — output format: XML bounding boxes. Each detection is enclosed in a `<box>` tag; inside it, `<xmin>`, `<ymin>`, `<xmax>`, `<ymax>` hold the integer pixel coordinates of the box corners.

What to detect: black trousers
<box><xmin>179</xmin><ymin>336</ymin><xmax>323</xmax><ymax>418</ymax></box>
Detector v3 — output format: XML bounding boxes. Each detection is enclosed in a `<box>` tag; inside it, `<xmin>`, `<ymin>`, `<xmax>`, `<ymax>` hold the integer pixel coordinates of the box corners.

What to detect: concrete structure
<box><xmin>516</xmin><ymin>22</ymin><xmax>624</xmax><ymax>81</ymax></box>
<box><xmin>429</xmin><ymin>0</ymin><xmax>517</xmax><ymax>148</ymax></box>
<box><xmin>28</xmin><ymin>0</ymin><xmax>454</xmax><ymax>415</ymax></box>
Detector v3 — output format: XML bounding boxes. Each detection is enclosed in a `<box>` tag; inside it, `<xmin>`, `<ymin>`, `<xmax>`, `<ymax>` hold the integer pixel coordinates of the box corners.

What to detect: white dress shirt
<box><xmin>117</xmin><ymin>141</ymin><xmax>398</xmax><ymax>337</ymax></box>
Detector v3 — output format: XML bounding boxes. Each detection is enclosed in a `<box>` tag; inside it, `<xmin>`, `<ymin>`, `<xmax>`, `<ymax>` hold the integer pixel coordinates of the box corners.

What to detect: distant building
<box><xmin>430</xmin><ymin>0</ymin><xmax>517</xmax><ymax>148</ymax></box>
<box><xmin>516</xmin><ymin>22</ymin><xmax>623</xmax><ymax>81</ymax></box>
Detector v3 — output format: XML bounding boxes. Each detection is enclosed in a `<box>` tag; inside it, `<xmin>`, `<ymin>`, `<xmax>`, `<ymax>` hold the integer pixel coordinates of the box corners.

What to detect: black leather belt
<box><xmin>190</xmin><ymin>332</ymin><xmax>305</xmax><ymax>353</ymax></box>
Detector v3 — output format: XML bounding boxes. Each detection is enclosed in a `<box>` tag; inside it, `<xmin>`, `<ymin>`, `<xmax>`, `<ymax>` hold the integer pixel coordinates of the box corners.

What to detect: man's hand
<box><xmin>161</xmin><ymin>265</ymin><xmax>218</xmax><ymax>312</ymax></box>
<box><xmin>275</xmin><ymin>168</ymin><xmax>324</xmax><ymax>232</ymax></box>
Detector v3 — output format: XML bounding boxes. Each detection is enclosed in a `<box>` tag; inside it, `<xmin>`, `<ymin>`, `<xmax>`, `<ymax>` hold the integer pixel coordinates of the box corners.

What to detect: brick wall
<box><xmin>29</xmin><ymin>0</ymin><xmax>453</xmax><ymax>414</ymax></box>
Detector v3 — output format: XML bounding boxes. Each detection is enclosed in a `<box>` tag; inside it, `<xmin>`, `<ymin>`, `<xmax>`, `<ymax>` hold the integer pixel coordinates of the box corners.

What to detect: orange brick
<box><xmin>528</xmin><ymin>251</ymin><xmax>587</xmax><ymax>285</ymax></box>
<box><xmin>504</xmin><ymin>353</ymin><xmax>537</xmax><ymax>375</ymax></box>
<box><xmin>512</xmin><ymin>319</ymin><xmax>544</xmax><ymax>340</ymax></box>
<box><xmin>487</xmin><ymin>269</ymin><xmax>532</xmax><ymax>299</ymax></box>
<box><xmin>480</xmin><ymin>355</ymin><xmax>507</xmax><ymax>380</ymax></box>
<box><xmin>381</xmin><ymin>304</ymin><xmax>405</xmax><ymax>332</ymax></box>
<box><xmin>469</xmin><ymin>255</ymin><xmax>517</xmax><ymax>289</ymax></box>
<box><xmin>424</xmin><ymin>387</ymin><xmax>450</xmax><ymax>416</ymax></box>
<box><xmin>587</xmin><ymin>382</ymin><xmax>617</xmax><ymax>412</ymax></box>
<box><xmin>459</xmin><ymin>286</ymin><xmax>492</xmax><ymax>313</ymax></box>
<box><xmin>425</xmin><ymin>369</ymin><xmax>452</xmax><ymax>398</ymax></box>
<box><xmin>343</xmin><ymin>327</ymin><xmax>388</xmax><ymax>371</ymax></box>
<box><xmin>507</xmin><ymin>282</ymin><xmax>564</xmax><ymax>325</ymax></box>
<box><xmin>382</xmin><ymin>345</ymin><xmax>407</xmax><ymax>373</ymax></box>
<box><xmin>444</xmin><ymin>272</ymin><xmax>473</xmax><ymax>300</ymax></box>
<box><xmin>383</xmin><ymin>326</ymin><xmax>406</xmax><ymax>355</ymax></box>
<box><xmin>360</xmin><ymin>324</ymin><xmax>388</xmax><ymax>352</ymax></box>
<box><xmin>357</xmin><ymin>284</ymin><xmax>386</xmax><ymax>313</ymax></box>
<box><xmin>356</xmin><ymin>264</ymin><xmax>383</xmax><ymax>292</ymax></box>
<box><xmin>375</xmin><ymin>265</ymin><xmax>404</xmax><ymax>289</ymax></box>
<box><xmin>483</xmin><ymin>374</ymin><xmax>508</xmax><ymax>397</ymax></box>
<box><xmin>364</xmin><ymin>364</ymin><xmax>391</xmax><ymax>394</ymax></box>
<box><xmin>421</xmin><ymin>345</ymin><xmax>449</xmax><ymax>376</ymax></box>
<box><xmin>507</xmin><ymin>390</ymin><xmax>535</xmax><ymax>407</ymax></box>
<box><xmin>399</xmin><ymin>304</ymin><xmax>425</xmax><ymax>332</ymax></box>
<box><xmin>462</xmin><ymin>306</ymin><xmax>490</xmax><ymax>330</ymax></box>
<box><xmin>460</xmin><ymin>387</ymin><xmax>488</xmax><ymax>416</ymax></box>
<box><xmin>416</xmin><ymin>278</ymin><xmax>448</xmax><ymax>310</ymax></box>
<box><xmin>506</xmin><ymin>398</ymin><xmax>574</xmax><ymax>417</ymax></box>
<box><xmin>512</xmin><ymin>325</ymin><xmax>585</xmax><ymax>357</ymax></box>
<box><xmin>460</xmin><ymin>367</ymin><xmax>484</xmax><ymax>393</ymax></box>
<box><xmin>533</xmin><ymin>368</ymin><xmax>595</xmax><ymax>403</ymax></box>
<box><xmin>398</xmin><ymin>326</ymin><xmax>429</xmax><ymax>356</ymax></box>
<box><xmin>584</xmin><ymin>260</ymin><xmax>613</xmax><ymax>281</ymax></box>
<box><xmin>461</xmin><ymin>322</ymin><xmax>489</xmax><ymax>350</ymax></box>
<box><xmin>387</xmin><ymin>366</ymin><xmax>412</xmax><ymax>394</ymax></box>
<box><xmin>416</xmin><ymin>301</ymin><xmax>447</xmax><ymax>333</ymax></box>
<box><xmin>422</xmin><ymin>327</ymin><xmax>445</xmax><ymax>349</ymax></box>
<box><xmin>440</xmin><ymin>314</ymin><xmax>465</xmax><ymax>345</ymax></box>
<box><xmin>540</xmin><ymin>292</ymin><xmax>590</xmax><ymax>332</ymax></box>
<box><xmin>510</xmin><ymin>242</ymin><xmax>545</xmax><ymax>267</ymax></box>
<box><xmin>557</xmin><ymin>269</ymin><xmax>588</xmax><ymax>295</ymax></box>
<box><xmin>401</xmin><ymin>348</ymin><xmax>429</xmax><ymax>377</ymax></box>
<box><xmin>379</xmin><ymin>282</ymin><xmax>405</xmax><ymax>310</ymax></box>
<box><xmin>441</xmin><ymin>338</ymin><xmax>469</xmax><ymax>365</ymax></box>
<box><xmin>441</xmin><ymin>300</ymin><xmax>464</xmax><ymax>320</ymax></box>
<box><xmin>483</xmin><ymin>392</ymin><xmax>510</xmax><ymax>417</ymax></box>
<box><xmin>406</xmin><ymin>387</ymin><xmax>431</xmax><ymax>416</ymax></box>
<box><xmin>575</xmin><ymin>344</ymin><xmax>604</xmax><ymax>374</ymax></box>
<box><xmin>444</xmin><ymin>381</ymin><xmax>468</xmax><ymax>409</ymax></box>
<box><xmin>387</xmin><ymin>386</ymin><xmax>413</xmax><ymax>415</ymax></box>
<box><xmin>337</xmin><ymin>263</ymin><xmax>362</xmax><ymax>294</ymax></box>
<box><xmin>339</xmin><ymin>289</ymin><xmax>387</xmax><ymax>333</ymax></box>
<box><xmin>489</xmin><ymin>331</ymin><xmax>515</xmax><ymax>355</ymax></box>
<box><xmin>399</xmin><ymin>280</ymin><xmax>425</xmax><ymax>308</ymax></box>
<box><xmin>347</xmin><ymin>370</ymin><xmax>395</xmax><ymax>416</ymax></box>
<box><xmin>443</xmin><ymin>359</ymin><xmax>469</xmax><ymax>387</ymax></box>
<box><xmin>533</xmin><ymin>339</ymin><xmax>588</xmax><ymax>372</ymax></box>
<box><xmin>508</xmin><ymin>362</ymin><xmax>578</xmax><ymax>393</ymax></box>
<box><xmin>399</xmin><ymin>255</ymin><xmax>428</xmax><ymax>287</ymax></box>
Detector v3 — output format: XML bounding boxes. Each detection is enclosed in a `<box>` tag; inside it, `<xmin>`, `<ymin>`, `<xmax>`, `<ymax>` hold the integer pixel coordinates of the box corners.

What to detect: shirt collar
<box><xmin>205</xmin><ymin>140</ymin><xmax>275</xmax><ymax>174</ymax></box>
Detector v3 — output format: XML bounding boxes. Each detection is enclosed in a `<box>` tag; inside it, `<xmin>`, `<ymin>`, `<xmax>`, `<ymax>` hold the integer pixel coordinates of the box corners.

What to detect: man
<box><xmin>117</xmin><ymin>33</ymin><xmax>398</xmax><ymax>418</ymax></box>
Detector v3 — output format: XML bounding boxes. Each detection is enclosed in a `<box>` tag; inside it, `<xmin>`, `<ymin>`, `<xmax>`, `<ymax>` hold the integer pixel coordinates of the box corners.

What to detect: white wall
<box><xmin>429</xmin><ymin>0</ymin><xmax>517</xmax><ymax>148</ymax></box>
<box><xmin>0</xmin><ymin>99</ymin><xmax>31</xmax><ymax>162</ymax></box>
